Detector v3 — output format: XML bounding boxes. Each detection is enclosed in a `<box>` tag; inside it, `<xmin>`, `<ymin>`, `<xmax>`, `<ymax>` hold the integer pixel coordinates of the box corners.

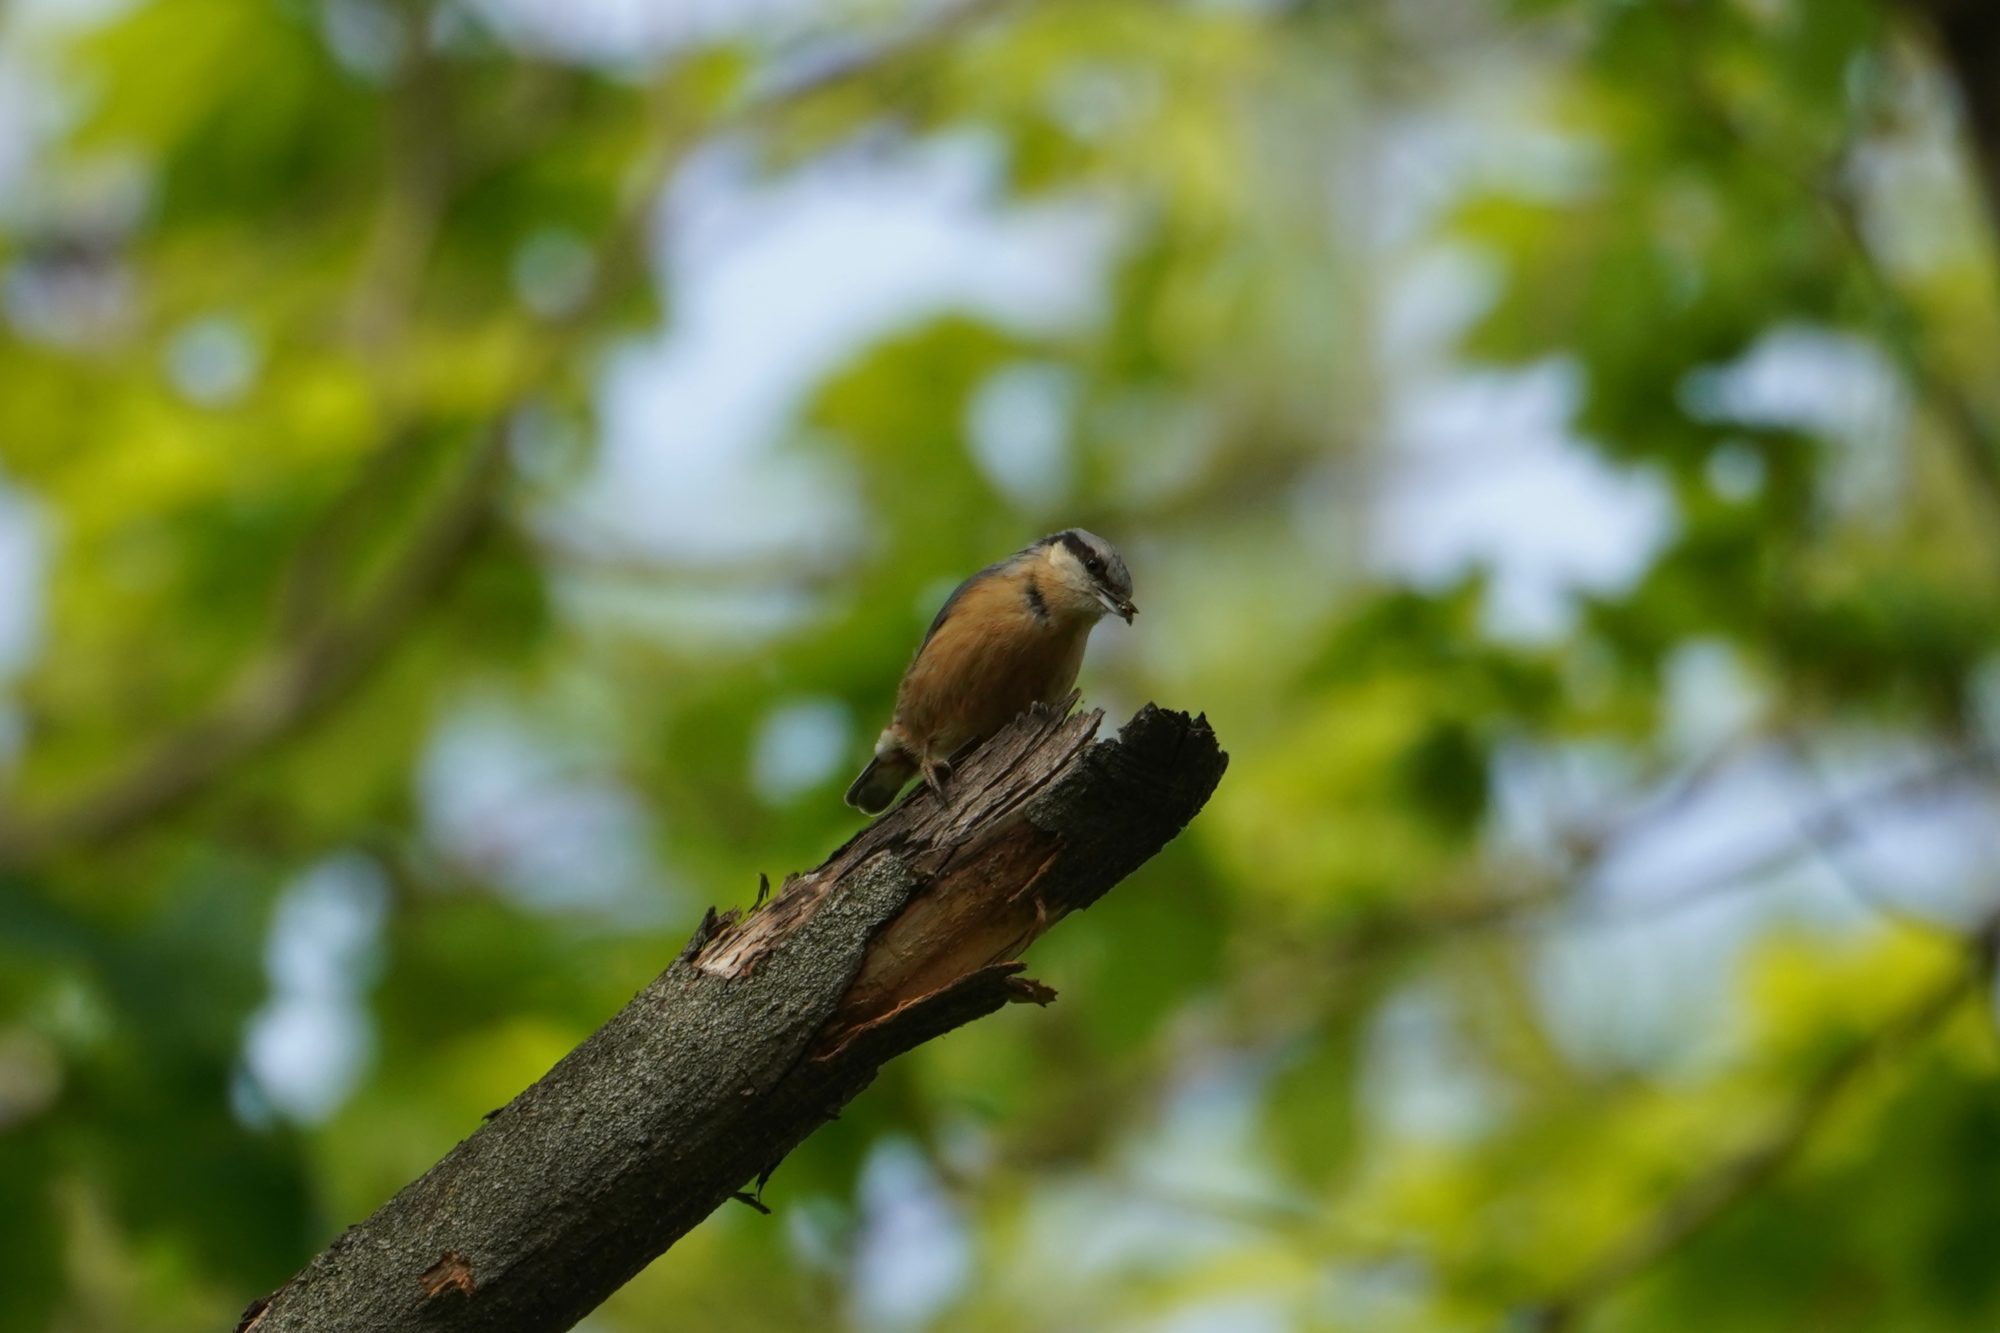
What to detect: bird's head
<box><xmin>1040</xmin><ymin>528</ymin><xmax>1137</xmax><ymax>623</ymax></box>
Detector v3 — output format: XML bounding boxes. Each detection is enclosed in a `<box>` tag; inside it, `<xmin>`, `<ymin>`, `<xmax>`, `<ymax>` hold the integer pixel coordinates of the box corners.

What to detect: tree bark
<box><xmin>238</xmin><ymin>702</ymin><xmax>1227</xmax><ymax>1333</ymax></box>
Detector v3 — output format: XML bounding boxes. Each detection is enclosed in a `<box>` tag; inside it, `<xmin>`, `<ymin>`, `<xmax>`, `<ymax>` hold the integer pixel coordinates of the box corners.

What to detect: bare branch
<box><xmin>238</xmin><ymin>703</ymin><xmax>1227</xmax><ymax>1333</ymax></box>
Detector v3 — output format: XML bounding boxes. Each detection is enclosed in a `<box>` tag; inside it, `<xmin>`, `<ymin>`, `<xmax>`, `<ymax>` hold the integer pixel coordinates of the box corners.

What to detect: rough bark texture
<box><xmin>239</xmin><ymin>702</ymin><xmax>1226</xmax><ymax>1333</ymax></box>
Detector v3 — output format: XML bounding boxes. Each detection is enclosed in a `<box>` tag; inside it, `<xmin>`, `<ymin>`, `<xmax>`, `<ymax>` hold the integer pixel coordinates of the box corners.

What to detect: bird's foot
<box><xmin>920</xmin><ymin>756</ymin><xmax>954</xmax><ymax>799</ymax></box>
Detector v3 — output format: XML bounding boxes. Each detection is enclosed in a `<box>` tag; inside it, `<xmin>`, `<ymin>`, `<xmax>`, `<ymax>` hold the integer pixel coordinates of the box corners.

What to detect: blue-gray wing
<box><xmin>919</xmin><ymin>556</ymin><xmax>1014</xmax><ymax>651</ymax></box>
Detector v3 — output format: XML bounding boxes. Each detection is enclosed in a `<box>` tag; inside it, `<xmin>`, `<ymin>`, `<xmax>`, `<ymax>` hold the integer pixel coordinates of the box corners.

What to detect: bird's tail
<box><xmin>845</xmin><ymin>746</ymin><xmax>917</xmax><ymax>815</ymax></box>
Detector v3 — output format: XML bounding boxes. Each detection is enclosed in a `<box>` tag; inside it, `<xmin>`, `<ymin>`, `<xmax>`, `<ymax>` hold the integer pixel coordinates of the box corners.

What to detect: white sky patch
<box><xmin>1582</xmin><ymin>753</ymin><xmax>1838</xmax><ymax>914</ymax></box>
<box><xmin>1006</xmin><ymin>1175</ymin><xmax>1266</xmax><ymax>1315</ymax></box>
<box><xmin>1680</xmin><ymin>325</ymin><xmax>1902</xmax><ymax>439</ymax></box>
<box><xmin>1579</xmin><ymin>740</ymin><xmax>1992</xmax><ymax>923</ymax></box>
<box><xmin>966</xmin><ymin>360</ymin><xmax>1077</xmax><ymax>513</ymax></box>
<box><xmin>317</xmin><ymin>0</ymin><xmax>403</xmax><ymax>80</ymax></box>
<box><xmin>750</xmin><ymin>695</ymin><xmax>853</xmax><ymax>801</ymax></box>
<box><xmin>0</xmin><ymin>49</ymin><xmax>39</xmax><ymax>212</ymax></box>
<box><xmin>1149</xmin><ymin>1302</ymin><xmax>1295</xmax><ymax>1333</ymax></box>
<box><xmin>1362</xmin><ymin>90</ymin><xmax>1667</xmax><ymax>637</ymax></box>
<box><xmin>1531</xmin><ymin>888</ymin><xmax>1769</xmax><ymax>1071</ymax></box>
<box><xmin>1117</xmin><ymin>1055</ymin><xmax>1277</xmax><ymax>1209</ymax></box>
<box><xmin>1661</xmin><ymin>638</ymin><xmax>1764</xmax><ymax>759</ymax></box>
<box><xmin>0</xmin><ymin>0</ymin><xmax>138</xmax><ymax>219</ymax></box>
<box><xmin>1680</xmin><ymin>323</ymin><xmax>1908</xmax><ymax>514</ymax></box>
<box><xmin>1375</xmin><ymin>244</ymin><xmax>1500</xmax><ymax>367</ymax></box>
<box><xmin>418</xmin><ymin>698</ymin><xmax>671</xmax><ymax>918</ymax></box>
<box><xmin>1976</xmin><ymin>658</ymin><xmax>2000</xmax><ymax>751</ymax></box>
<box><xmin>1370</xmin><ymin>356</ymin><xmax>1676</xmax><ymax>640</ymax></box>
<box><xmin>0</xmin><ymin>475</ymin><xmax>47</xmax><ymax>772</ymax></box>
<box><xmin>453</xmin><ymin>0</ymin><xmax>818</xmax><ymax>64</ymax></box>
<box><xmin>1519</xmin><ymin>731</ymin><xmax>1999</xmax><ymax>1070</ymax></box>
<box><xmin>240</xmin><ymin>854</ymin><xmax>390</xmax><ymax>1125</ymax></box>
<box><xmin>164</xmin><ymin>314</ymin><xmax>260</xmax><ymax>408</ymax></box>
<box><xmin>1845</xmin><ymin>78</ymin><xmax>1991</xmax><ymax>284</ymax></box>
<box><xmin>1361</xmin><ymin>983</ymin><xmax>1501</xmax><ymax>1144</ymax></box>
<box><xmin>0</xmin><ymin>480</ymin><xmax>46</xmax><ymax>680</ymax></box>
<box><xmin>9</xmin><ymin>0</ymin><xmax>135</xmax><ymax>25</ymax></box>
<box><xmin>1356</xmin><ymin>90</ymin><xmax>1601</xmax><ymax>250</ymax></box>
<box><xmin>568</xmin><ymin>133</ymin><xmax>1117</xmax><ymax>566</ymax></box>
<box><xmin>987</xmin><ymin>1057</ymin><xmax>1306</xmax><ymax>1323</ymax></box>
<box><xmin>1350</xmin><ymin>87</ymin><xmax>1969</xmax><ymax>1080</ymax></box>
<box><xmin>1789</xmin><ymin>734</ymin><xmax>2000</xmax><ymax>926</ymax></box>
<box><xmin>848</xmin><ymin>1138</ymin><xmax>972</xmax><ymax>1332</ymax></box>
<box><xmin>1526</xmin><ymin>751</ymin><xmax>1862</xmax><ymax>1069</ymax></box>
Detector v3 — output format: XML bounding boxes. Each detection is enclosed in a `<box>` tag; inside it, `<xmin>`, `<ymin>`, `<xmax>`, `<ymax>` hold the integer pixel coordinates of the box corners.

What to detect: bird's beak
<box><xmin>1097</xmin><ymin>590</ymin><xmax>1137</xmax><ymax>623</ymax></box>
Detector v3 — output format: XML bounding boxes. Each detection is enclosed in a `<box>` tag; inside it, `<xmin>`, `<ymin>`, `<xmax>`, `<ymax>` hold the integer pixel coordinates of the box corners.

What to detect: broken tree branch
<box><xmin>238</xmin><ymin>702</ymin><xmax>1226</xmax><ymax>1333</ymax></box>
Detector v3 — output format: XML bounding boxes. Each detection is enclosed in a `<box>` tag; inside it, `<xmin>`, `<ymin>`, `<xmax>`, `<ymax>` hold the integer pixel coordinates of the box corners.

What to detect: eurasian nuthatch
<box><xmin>845</xmin><ymin>529</ymin><xmax>1137</xmax><ymax>815</ymax></box>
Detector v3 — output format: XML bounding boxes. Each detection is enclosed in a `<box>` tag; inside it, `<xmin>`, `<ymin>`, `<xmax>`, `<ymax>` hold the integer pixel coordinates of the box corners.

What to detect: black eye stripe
<box><xmin>1056</xmin><ymin>530</ymin><xmax>1094</xmax><ymax>568</ymax></box>
<box><xmin>1050</xmin><ymin>530</ymin><xmax>1121</xmax><ymax>588</ymax></box>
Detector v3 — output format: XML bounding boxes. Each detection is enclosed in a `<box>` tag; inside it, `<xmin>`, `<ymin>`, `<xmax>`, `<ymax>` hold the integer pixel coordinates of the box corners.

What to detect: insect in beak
<box><xmin>1096</xmin><ymin>589</ymin><xmax>1137</xmax><ymax>623</ymax></box>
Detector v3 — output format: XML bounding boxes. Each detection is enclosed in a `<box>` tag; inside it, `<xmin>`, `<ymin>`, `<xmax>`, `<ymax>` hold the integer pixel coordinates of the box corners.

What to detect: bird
<box><xmin>845</xmin><ymin>529</ymin><xmax>1137</xmax><ymax>815</ymax></box>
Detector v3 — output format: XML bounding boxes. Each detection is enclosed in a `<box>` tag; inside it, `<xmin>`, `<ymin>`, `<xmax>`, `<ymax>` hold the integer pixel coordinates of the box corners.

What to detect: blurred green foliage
<box><xmin>3</xmin><ymin>0</ymin><xmax>2000</xmax><ymax>1329</ymax></box>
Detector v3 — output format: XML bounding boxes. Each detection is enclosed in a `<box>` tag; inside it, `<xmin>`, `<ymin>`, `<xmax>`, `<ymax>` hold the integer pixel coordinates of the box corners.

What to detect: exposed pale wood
<box><xmin>241</xmin><ymin>702</ymin><xmax>1226</xmax><ymax>1333</ymax></box>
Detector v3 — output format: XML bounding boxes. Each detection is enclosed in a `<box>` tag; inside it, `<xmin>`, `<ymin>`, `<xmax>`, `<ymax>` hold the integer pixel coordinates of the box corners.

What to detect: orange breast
<box><xmin>893</xmin><ymin>577</ymin><xmax>1090</xmax><ymax>759</ymax></box>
